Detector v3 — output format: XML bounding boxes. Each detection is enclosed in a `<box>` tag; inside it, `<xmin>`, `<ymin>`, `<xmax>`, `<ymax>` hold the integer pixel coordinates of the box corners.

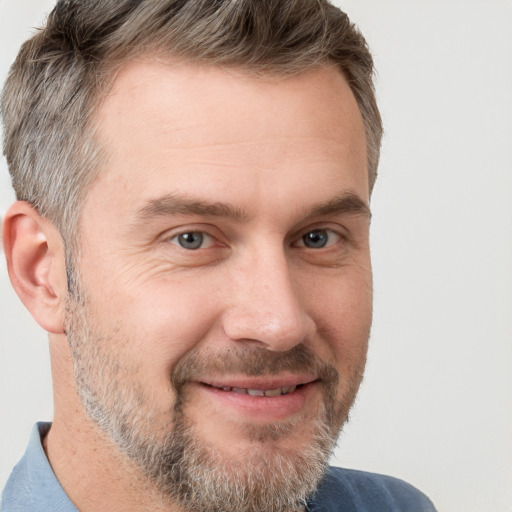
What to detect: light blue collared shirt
<box><xmin>1</xmin><ymin>423</ymin><xmax>77</xmax><ymax>512</ymax></box>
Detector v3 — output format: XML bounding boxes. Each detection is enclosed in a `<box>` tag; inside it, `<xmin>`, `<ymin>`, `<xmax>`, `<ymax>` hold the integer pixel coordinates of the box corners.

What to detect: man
<box><xmin>1</xmin><ymin>1</ymin><xmax>436</xmax><ymax>511</ymax></box>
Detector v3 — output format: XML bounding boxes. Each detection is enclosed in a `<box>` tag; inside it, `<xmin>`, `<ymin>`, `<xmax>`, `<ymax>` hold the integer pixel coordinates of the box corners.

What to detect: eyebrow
<box><xmin>134</xmin><ymin>193</ymin><xmax>251</xmax><ymax>224</ymax></box>
<box><xmin>304</xmin><ymin>192</ymin><xmax>372</xmax><ymax>220</ymax></box>
<box><xmin>133</xmin><ymin>191</ymin><xmax>370</xmax><ymax>226</ymax></box>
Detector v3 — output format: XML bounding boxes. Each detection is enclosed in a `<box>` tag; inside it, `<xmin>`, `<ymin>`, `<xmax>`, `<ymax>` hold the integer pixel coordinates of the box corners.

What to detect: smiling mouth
<box><xmin>204</xmin><ymin>383</ymin><xmax>303</xmax><ymax>397</ymax></box>
<box><xmin>197</xmin><ymin>377</ymin><xmax>320</xmax><ymax>421</ymax></box>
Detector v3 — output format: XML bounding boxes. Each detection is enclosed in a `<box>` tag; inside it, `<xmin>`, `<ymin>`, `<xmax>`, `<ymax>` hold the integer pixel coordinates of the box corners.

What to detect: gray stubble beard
<box><xmin>65</xmin><ymin>289</ymin><xmax>364</xmax><ymax>512</ymax></box>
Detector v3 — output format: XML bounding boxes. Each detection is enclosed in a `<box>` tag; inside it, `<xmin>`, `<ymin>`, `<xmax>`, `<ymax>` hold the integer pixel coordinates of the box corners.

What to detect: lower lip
<box><xmin>197</xmin><ymin>382</ymin><xmax>318</xmax><ymax>422</ymax></box>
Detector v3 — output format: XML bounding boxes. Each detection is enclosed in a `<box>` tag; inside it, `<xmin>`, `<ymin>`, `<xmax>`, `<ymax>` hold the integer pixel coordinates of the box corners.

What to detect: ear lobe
<box><xmin>2</xmin><ymin>201</ymin><xmax>67</xmax><ymax>334</ymax></box>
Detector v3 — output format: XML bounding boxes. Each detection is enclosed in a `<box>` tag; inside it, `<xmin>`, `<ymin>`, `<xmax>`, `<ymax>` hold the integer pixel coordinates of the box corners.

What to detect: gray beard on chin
<box><xmin>65</xmin><ymin>288</ymin><xmax>364</xmax><ymax>512</ymax></box>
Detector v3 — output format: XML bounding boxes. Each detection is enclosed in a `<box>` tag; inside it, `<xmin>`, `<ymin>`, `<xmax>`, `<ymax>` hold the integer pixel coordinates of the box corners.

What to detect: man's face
<box><xmin>66</xmin><ymin>60</ymin><xmax>372</xmax><ymax>511</ymax></box>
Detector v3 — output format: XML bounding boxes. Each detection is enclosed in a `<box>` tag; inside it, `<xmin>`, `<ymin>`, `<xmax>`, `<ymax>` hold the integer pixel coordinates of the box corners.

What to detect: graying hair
<box><xmin>2</xmin><ymin>0</ymin><xmax>382</xmax><ymax>246</ymax></box>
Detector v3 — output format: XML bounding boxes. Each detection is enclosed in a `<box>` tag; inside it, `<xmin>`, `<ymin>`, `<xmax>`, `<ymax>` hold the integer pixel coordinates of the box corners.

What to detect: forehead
<box><xmin>96</xmin><ymin>58</ymin><xmax>364</xmax><ymax>142</ymax></box>
<box><xmin>86</xmin><ymin>58</ymin><xmax>368</xmax><ymax>222</ymax></box>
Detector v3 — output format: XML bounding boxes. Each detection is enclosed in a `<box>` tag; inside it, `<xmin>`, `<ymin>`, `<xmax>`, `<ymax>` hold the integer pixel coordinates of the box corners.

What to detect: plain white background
<box><xmin>1</xmin><ymin>1</ymin><xmax>511</xmax><ymax>511</ymax></box>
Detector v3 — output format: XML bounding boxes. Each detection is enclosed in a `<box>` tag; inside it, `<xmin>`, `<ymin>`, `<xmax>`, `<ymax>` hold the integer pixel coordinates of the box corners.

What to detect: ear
<box><xmin>2</xmin><ymin>201</ymin><xmax>68</xmax><ymax>334</ymax></box>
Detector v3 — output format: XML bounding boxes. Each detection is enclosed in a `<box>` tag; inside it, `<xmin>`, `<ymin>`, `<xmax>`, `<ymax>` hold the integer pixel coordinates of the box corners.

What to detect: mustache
<box><xmin>171</xmin><ymin>344</ymin><xmax>339</xmax><ymax>397</ymax></box>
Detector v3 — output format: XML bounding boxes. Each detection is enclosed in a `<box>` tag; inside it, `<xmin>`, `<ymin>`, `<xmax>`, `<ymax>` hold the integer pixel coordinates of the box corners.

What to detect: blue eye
<box><xmin>171</xmin><ymin>232</ymin><xmax>211</xmax><ymax>250</ymax></box>
<box><xmin>301</xmin><ymin>229</ymin><xmax>340</xmax><ymax>249</ymax></box>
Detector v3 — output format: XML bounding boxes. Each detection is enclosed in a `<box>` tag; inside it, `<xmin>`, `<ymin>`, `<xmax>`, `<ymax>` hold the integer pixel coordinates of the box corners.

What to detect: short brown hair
<box><xmin>2</xmin><ymin>0</ymin><xmax>382</xmax><ymax>245</ymax></box>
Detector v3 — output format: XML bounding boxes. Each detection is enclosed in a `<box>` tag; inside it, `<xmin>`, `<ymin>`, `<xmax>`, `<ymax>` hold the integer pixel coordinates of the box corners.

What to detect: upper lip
<box><xmin>200</xmin><ymin>374</ymin><xmax>318</xmax><ymax>391</ymax></box>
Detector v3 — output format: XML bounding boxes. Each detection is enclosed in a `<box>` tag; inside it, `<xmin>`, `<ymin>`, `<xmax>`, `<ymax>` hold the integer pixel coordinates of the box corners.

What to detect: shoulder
<box><xmin>307</xmin><ymin>466</ymin><xmax>437</xmax><ymax>512</ymax></box>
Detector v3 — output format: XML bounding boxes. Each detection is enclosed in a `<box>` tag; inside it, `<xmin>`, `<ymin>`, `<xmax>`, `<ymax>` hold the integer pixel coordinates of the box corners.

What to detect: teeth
<box><xmin>214</xmin><ymin>384</ymin><xmax>298</xmax><ymax>396</ymax></box>
<box><xmin>247</xmin><ymin>389</ymin><xmax>265</xmax><ymax>397</ymax></box>
<box><xmin>264</xmin><ymin>387</ymin><xmax>282</xmax><ymax>397</ymax></box>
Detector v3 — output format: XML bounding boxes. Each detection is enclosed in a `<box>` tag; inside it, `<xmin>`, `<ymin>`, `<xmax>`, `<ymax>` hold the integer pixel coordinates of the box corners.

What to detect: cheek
<box><xmin>303</xmin><ymin>261</ymin><xmax>372</xmax><ymax>324</ymax></box>
<box><xmin>301</xmin><ymin>264</ymin><xmax>372</xmax><ymax>361</ymax></box>
<box><xmin>95</xmin><ymin>273</ymin><xmax>226</xmax><ymax>370</ymax></box>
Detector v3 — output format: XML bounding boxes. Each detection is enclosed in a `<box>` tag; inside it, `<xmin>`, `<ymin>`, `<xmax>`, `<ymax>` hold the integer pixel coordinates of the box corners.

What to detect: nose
<box><xmin>221</xmin><ymin>248</ymin><xmax>316</xmax><ymax>351</ymax></box>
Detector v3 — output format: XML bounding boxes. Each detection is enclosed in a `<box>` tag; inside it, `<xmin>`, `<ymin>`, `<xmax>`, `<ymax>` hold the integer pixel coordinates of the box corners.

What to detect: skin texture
<box><xmin>3</xmin><ymin>60</ymin><xmax>372</xmax><ymax>511</ymax></box>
